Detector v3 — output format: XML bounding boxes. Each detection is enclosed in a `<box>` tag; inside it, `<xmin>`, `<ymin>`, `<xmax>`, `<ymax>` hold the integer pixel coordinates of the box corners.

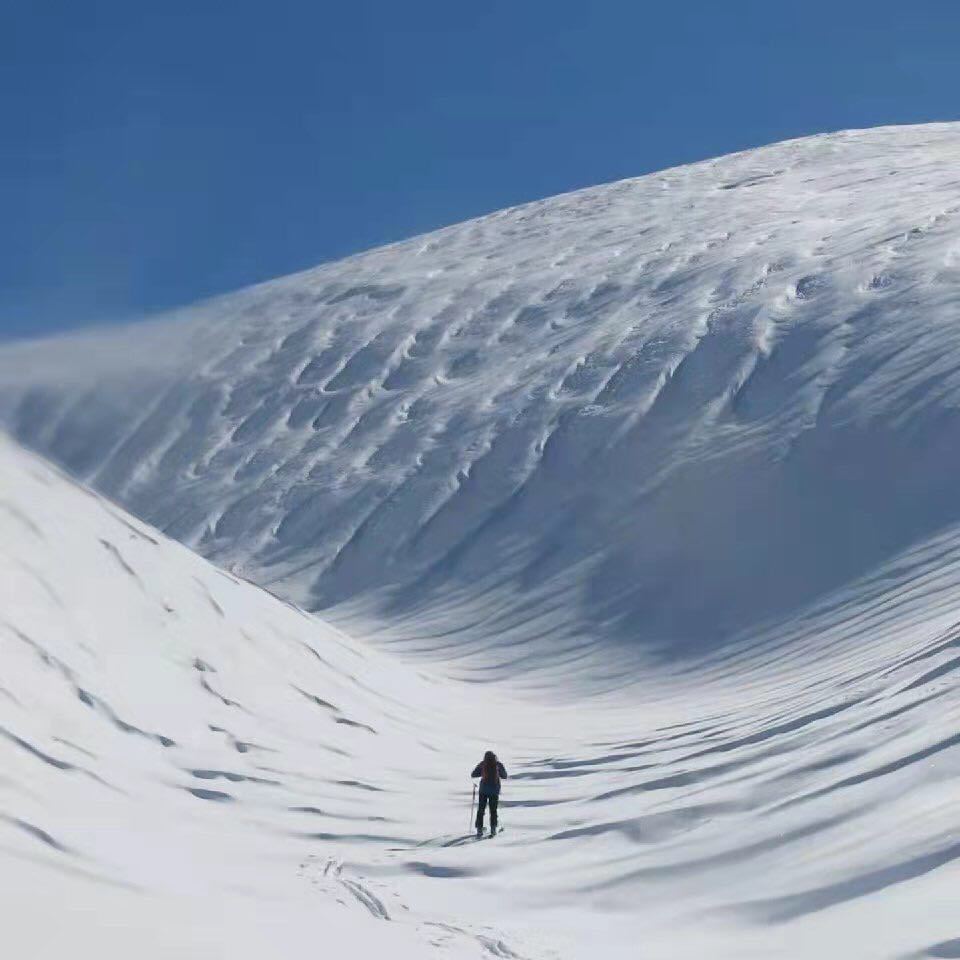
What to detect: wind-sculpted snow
<box><xmin>8</xmin><ymin>122</ymin><xmax>960</xmax><ymax>957</ymax></box>
<box><xmin>6</xmin><ymin>434</ymin><xmax>960</xmax><ymax>959</ymax></box>
<box><xmin>6</xmin><ymin>124</ymin><xmax>960</xmax><ymax>674</ymax></box>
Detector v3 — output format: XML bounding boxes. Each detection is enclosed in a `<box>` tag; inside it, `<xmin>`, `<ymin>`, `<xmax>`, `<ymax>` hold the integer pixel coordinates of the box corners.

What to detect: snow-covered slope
<box><xmin>7</xmin><ymin>431</ymin><xmax>960</xmax><ymax>960</ymax></box>
<box><xmin>6</xmin><ymin>124</ymin><xmax>960</xmax><ymax>675</ymax></box>
<box><xmin>0</xmin><ymin>434</ymin><xmax>555</xmax><ymax>959</ymax></box>
<box><xmin>8</xmin><ymin>121</ymin><xmax>960</xmax><ymax>958</ymax></box>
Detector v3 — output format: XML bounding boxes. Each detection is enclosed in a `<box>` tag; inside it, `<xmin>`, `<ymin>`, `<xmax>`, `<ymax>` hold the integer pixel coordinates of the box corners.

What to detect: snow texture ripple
<box><xmin>5</xmin><ymin>124</ymin><xmax>960</xmax><ymax>679</ymax></box>
<box><xmin>4</xmin><ymin>124</ymin><xmax>960</xmax><ymax>957</ymax></box>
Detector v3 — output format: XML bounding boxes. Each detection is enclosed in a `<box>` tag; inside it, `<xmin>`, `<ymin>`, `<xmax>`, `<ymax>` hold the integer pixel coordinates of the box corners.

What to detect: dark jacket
<box><xmin>472</xmin><ymin>760</ymin><xmax>508</xmax><ymax>796</ymax></box>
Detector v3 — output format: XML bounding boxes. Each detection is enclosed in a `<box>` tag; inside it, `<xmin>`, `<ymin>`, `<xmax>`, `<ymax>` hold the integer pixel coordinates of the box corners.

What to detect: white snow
<box><xmin>0</xmin><ymin>436</ymin><xmax>557</xmax><ymax>958</ymax></box>
<box><xmin>4</xmin><ymin>123</ymin><xmax>960</xmax><ymax>957</ymax></box>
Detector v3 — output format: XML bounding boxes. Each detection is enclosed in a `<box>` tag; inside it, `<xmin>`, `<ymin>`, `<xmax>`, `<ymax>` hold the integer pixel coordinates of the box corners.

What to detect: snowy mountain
<box><xmin>7</xmin><ymin>431</ymin><xmax>960</xmax><ymax>960</ymax></box>
<box><xmin>0</xmin><ymin>434</ymin><xmax>558</xmax><ymax>958</ymax></box>
<box><xmin>6</xmin><ymin>123</ymin><xmax>960</xmax><ymax>958</ymax></box>
<box><xmin>6</xmin><ymin>123</ymin><xmax>960</xmax><ymax>677</ymax></box>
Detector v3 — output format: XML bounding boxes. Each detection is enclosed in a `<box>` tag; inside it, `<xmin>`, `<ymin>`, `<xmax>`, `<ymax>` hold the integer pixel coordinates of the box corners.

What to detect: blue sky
<box><xmin>3</xmin><ymin>0</ymin><xmax>959</xmax><ymax>339</ymax></box>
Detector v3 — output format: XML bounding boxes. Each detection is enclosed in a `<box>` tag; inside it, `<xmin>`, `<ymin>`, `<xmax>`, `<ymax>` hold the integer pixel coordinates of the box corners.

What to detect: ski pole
<box><xmin>470</xmin><ymin>782</ymin><xmax>476</xmax><ymax>830</ymax></box>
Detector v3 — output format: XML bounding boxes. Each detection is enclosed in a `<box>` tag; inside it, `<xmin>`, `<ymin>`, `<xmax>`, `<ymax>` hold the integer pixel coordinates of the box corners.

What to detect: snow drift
<box><xmin>0</xmin><ymin>434</ymin><xmax>551</xmax><ymax>958</ymax></box>
<box><xmin>6</xmin><ymin>124</ymin><xmax>960</xmax><ymax>674</ymax></box>
<box><xmin>6</xmin><ymin>124</ymin><xmax>960</xmax><ymax>958</ymax></box>
<box><xmin>6</xmin><ymin>417</ymin><xmax>960</xmax><ymax>959</ymax></box>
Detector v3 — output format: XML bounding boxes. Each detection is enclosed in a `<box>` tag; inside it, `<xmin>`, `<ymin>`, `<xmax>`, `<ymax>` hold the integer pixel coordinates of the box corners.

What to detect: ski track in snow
<box><xmin>4</xmin><ymin>125</ymin><xmax>960</xmax><ymax>957</ymax></box>
<box><xmin>5</xmin><ymin>434</ymin><xmax>960</xmax><ymax>958</ymax></box>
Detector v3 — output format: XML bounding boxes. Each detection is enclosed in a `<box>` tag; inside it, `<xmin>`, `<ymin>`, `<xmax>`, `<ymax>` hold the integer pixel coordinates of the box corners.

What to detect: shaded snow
<box><xmin>5</xmin><ymin>124</ymin><xmax>960</xmax><ymax>676</ymax></box>
<box><xmin>6</xmin><ymin>400</ymin><xmax>960</xmax><ymax>959</ymax></box>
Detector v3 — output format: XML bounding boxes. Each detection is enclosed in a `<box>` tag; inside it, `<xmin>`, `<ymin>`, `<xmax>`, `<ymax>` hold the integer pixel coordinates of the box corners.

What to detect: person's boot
<box><xmin>476</xmin><ymin>825</ymin><xmax>483</xmax><ymax>838</ymax></box>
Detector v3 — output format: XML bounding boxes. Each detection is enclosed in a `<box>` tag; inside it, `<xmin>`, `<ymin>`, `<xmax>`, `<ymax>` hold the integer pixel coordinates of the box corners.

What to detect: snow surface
<box><xmin>7</xmin><ymin>431</ymin><xmax>960</xmax><ymax>959</ymax></box>
<box><xmin>6</xmin><ymin>123</ymin><xmax>960</xmax><ymax>679</ymax></box>
<box><xmin>5</xmin><ymin>124</ymin><xmax>960</xmax><ymax>957</ymax></box>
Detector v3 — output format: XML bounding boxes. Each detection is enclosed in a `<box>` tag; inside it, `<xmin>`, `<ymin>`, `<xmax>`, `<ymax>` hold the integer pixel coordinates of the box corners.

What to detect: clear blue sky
<box><xmin>3</xmin><ymin>0</ymin><xmax>959</xmax><ymax>339</ymax></box>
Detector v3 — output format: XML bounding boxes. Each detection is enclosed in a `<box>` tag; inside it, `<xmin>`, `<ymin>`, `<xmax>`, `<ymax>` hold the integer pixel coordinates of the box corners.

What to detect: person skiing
<box><xmin>471</xmin><ymin>750</ymin><xmax>507</xmax><ymax>837</ymax></box>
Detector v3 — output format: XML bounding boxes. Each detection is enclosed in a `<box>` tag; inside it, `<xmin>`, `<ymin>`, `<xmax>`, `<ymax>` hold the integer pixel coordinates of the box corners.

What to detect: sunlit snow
<box><xmin>4</xmin><ymin>124</ymin><xmax>960</xmax><ymax>958</ymax></box>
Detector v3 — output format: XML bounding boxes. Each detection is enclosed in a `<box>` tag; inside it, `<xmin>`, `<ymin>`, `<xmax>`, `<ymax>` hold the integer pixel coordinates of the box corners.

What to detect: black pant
<box><xmin>476</xmin><ymin>792</ymin><xmax>498</xmax><ymax>830</ymax></box>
